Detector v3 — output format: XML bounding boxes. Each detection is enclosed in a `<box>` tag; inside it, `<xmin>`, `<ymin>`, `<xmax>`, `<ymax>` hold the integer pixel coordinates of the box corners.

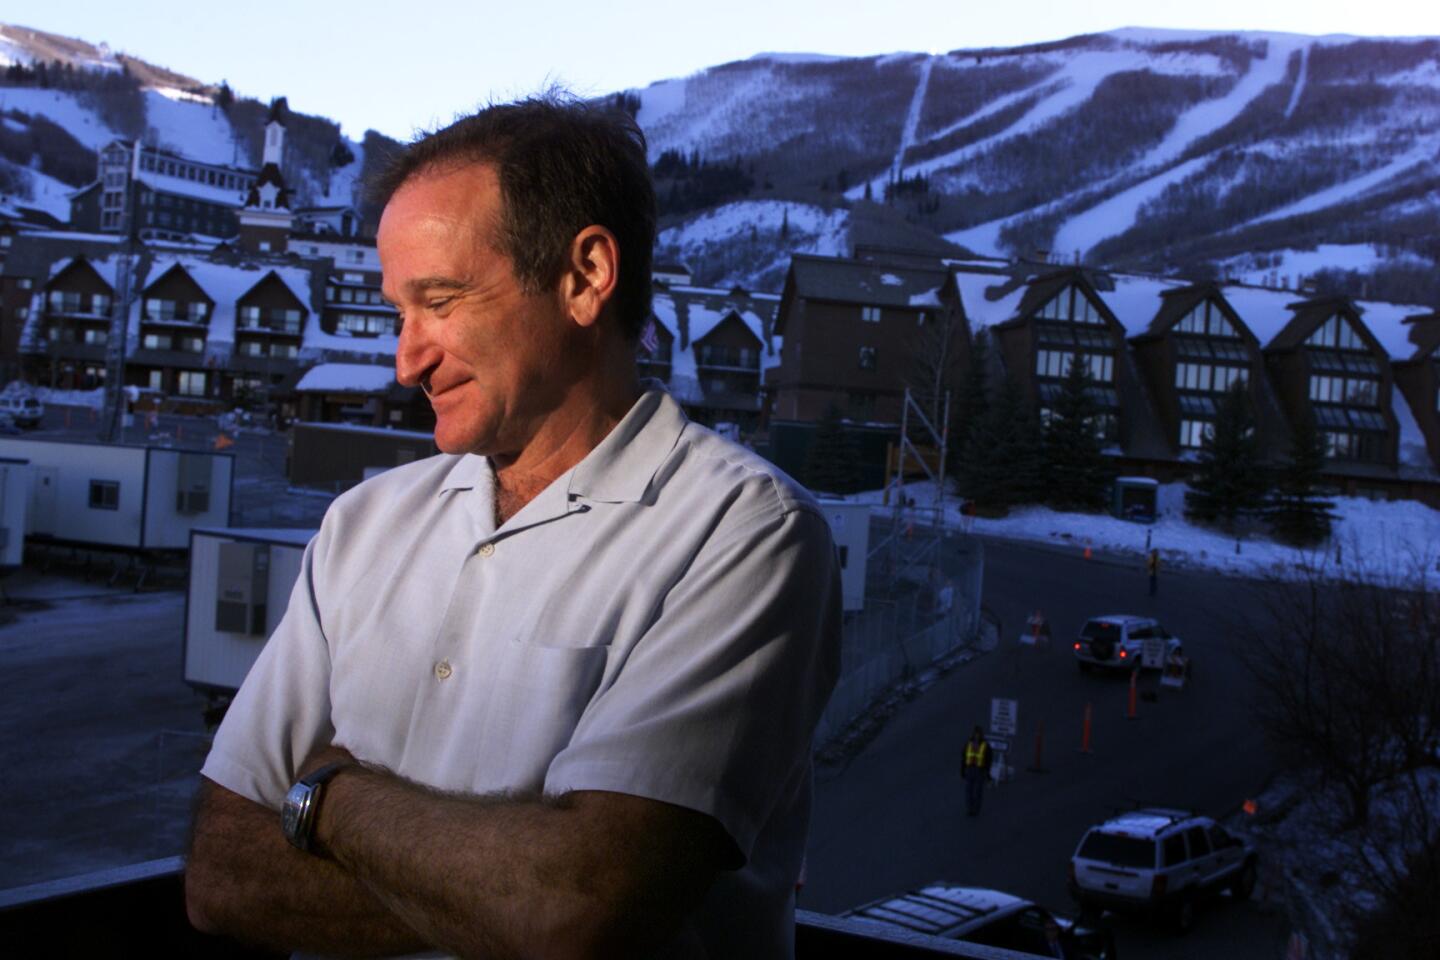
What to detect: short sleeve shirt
<box><xmin>202</xmin><ymin>388</ymin><xmax>843</xmax><ymax>959</ymax></box>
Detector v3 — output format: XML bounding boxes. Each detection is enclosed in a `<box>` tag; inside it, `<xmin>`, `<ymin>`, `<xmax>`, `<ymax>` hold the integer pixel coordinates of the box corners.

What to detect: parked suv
<box><xmin>844</xmin><ymin>883</ymin><xmax>1116</xmax><ymax>959</ymax></box>
<box><xmin>1073</xmin><ymin>615</ymin><xmax>1182</xmax><ymax>673</ymax></box>
<box><xmin>1069</xmin><ymin>808</ymin><xmax>1257</xmax><ymax>932</ymax></box>
<box><xmin>0</xmin><ymin>394</ymin><xmax>43</xmax><ymax>428</ymax></box>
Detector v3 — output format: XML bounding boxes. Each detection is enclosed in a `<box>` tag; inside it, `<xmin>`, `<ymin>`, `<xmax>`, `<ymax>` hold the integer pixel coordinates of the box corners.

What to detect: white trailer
<box><xmin>818</xmin><ymin>500</ymin><xmax>871</xmax><ymax>613</ymax></box>
<box><xmin>0</xmin><ymin>438</ymin><xmax>234</xmax><ymax>551</ymax></box>
<box><xmin>0</xmin><ymin>457</ymin><xmax>30</xmax><ymax>568</ymax></box>
<box><xmin>183</xmin><ymin>527</ymin><xmax>315</xmax><ymax>697</ymax></box>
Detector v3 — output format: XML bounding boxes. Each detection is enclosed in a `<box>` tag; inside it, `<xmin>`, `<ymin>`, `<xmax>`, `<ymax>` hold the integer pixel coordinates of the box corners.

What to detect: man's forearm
<box><xmin>185</xmin><ymin>778</ymin><xmax>430</xmax><ymax>957</ymax></box>
<box><xmin>317</xmin><ymin>767</ymin><xmax>724</xmax><ymax>960</ymax></box>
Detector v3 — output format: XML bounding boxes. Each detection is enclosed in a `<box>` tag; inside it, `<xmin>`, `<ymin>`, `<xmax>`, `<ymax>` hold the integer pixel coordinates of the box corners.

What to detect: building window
<box><xmin>82</xmin><ymin>328</ymin><xmax>108</xmax><ymax>346</ymax></box>
<box><xmin>858</xmin><ymin>346</ymin><xmax>877</xmax><ymax>370</ymax></box>
<box><xmin>89</xmin><ymin>480</ymin><xmax>120</xmax><ymax>510</ymax></box>
<box><xmin>18</xmin><ymin>277</ymin><xmax>31</xmax><ymax>290</ymax></box>
<box><xmin>148</xmin><ymin>370</ymin><xmax>164</xmax><ymax>391</ymax></box>
<box><xmin>179</xmin><ymin>336</ymin><xmax>205</xmax><ymax>353</ymax></box>
<box><xmin>142</xmin><ymin>333</ymin><xmax>173</xmax><ymax>351</ymax></box>
<box><xmin>178</xmin><ymin>371</ymin><xmax>207</xmax><ymax>397</ymax></box>
<box><xmin>1179</xmin><ymin>419</ymin><xmax>1212</xmax><ymax>449</ymax></box>
<box><xmin>861</xmin><ymin>306</ymin><xmax>881</xmax><ymax>324</ymax></box>
<box><xmin>239</xmin><ymin>340</ymin><xmax>265</xmax><ymax>357</ymax></box>
<box><xmin>1309</xmin><ymin>375</ymin><xmax>1377</xmax><ymax>407</ymax></box>
<box><xmin>1307</xmin><ymin>314</ymin><xmax>1366</xmax><ymax>351</ymax></box>
<box><xmin>272</xmin><ymin>343</ymin><xmax>298</xmax><ymax>359</ymax></box>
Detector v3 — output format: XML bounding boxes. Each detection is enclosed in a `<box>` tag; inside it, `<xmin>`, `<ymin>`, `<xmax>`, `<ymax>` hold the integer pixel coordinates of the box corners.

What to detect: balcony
<box><xmin>45</xmin><ymin>293</ymin><xmax>112</xmax><ymax>320</ymax></box>
<box><xmin>237</xmin><ymin>308</ymin><xmax>305</xmax><ymax>337</ymax></box>
<box><xmin>695</xmin><ymin>344</ymin><xmax>760</xmax><ymax>371</ymax></box>
<box><xmin>0</xmin><ymin>858</ymin><xmax>1049</xmax><ymax>958</ymax></box>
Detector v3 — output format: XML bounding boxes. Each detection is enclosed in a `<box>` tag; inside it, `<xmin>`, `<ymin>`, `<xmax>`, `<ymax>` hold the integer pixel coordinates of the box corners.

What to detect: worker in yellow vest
<box><xmin>962</xmin><ymin>725</ymin><xmax>994</xmax><ymax>816</ymax></box>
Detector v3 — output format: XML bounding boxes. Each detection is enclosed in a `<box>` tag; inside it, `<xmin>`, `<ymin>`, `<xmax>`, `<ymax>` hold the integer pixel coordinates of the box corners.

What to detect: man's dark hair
<box><xmin>371</xmin><ymin>94</ymin><xmax>655</xmax><ymax>341</ymax></box>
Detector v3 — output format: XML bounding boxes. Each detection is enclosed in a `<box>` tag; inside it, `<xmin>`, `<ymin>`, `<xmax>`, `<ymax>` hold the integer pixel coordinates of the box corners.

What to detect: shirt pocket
<box><xmin>471</xmin><ymin>641</ymin><xmax>610</xmax><ymax>792</ymax></box>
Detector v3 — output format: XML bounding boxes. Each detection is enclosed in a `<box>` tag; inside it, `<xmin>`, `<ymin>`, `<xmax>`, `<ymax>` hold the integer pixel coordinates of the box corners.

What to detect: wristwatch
<box><xmin>281</xmin><ymin>762</ymin><xmax>352</xmax><ymax>854</ymax></box>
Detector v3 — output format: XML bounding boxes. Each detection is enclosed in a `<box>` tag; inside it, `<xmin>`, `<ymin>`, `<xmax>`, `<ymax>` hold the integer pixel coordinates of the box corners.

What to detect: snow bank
<box><xmin>295</xmin><ymin>363</ymin><xmax>394</xmax><ymax>393</ymax></box>
<box><xmin>850</xmin><ymin>479</ymin><xmax>1440</xmax><ymax>586</ymax></box>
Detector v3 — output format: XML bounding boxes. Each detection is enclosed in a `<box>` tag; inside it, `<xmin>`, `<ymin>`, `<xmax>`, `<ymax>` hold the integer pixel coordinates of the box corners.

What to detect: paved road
<box><xmin>805</xmin><ymin>535</ymin><xmax>1293</xmax><ymax>958</ymax></box>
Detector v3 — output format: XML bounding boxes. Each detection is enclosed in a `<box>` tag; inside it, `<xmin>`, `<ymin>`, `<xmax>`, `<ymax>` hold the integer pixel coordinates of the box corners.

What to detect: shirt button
<box><xmin>434</xmin><ymin>659</ymin><xmax>453</xmax><ymax>680</ymax></box>
<box><xmin>478</xmin><ymin>543</ymin><xmax>495</xmax><ymax>557</ymax></box>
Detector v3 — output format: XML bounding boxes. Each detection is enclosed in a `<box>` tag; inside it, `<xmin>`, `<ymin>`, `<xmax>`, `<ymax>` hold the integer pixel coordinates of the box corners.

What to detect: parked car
<box><xmin>844</xmin><ymin>883</ymin><xmax>1116</xmax><ymax>959</ymax></box>
<box><xmin>1069</xmin><ymin>808</ymin><xmax>1257</xmax><ymax>933</ymax></box>
<box><xmin>1073</xmin><ymin>615</ymin><xmax>1183</xmax><ymax>673</ymax></box>
<box><xmin>0</xmin><ymin>394</ymin><xmax>43</xmax><ymax>428</ymax></box>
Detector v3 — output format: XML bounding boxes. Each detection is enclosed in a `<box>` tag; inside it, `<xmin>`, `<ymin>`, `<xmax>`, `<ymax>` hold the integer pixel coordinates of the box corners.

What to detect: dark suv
<box><xmin>844</xmin><ymin>883</ymin><xmax>1116</xmax><ymax>958</ymax></box>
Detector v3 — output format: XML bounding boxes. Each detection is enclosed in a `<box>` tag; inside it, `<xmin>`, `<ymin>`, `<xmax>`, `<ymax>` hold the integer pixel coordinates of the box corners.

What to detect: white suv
<box><xmin>1073</xmin><ymin>615</ymin><xmax>1182</xmax><ymax>673</ymax></box>
<box><xmin>1069</xmin><ymin>808</ymin><xmax>1257</xmax><ymax>932</ymax></box>
<box><xmin>0</xmin><ymin>394</ymin><xmax>43</xmax><ymax>428</ymax></box>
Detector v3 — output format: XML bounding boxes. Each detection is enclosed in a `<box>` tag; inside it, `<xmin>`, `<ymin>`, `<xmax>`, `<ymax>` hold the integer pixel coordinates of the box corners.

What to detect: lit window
<box><xmin>861</xmin><ymin>306</ymin><xmax>881</xmax><ymax>324</ymax></box>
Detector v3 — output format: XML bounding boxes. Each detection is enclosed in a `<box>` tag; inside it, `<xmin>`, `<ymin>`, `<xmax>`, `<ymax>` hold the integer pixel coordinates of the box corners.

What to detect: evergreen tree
<box><xmin>780</xmin><ymin>207</ymin><xmax>790</xmax><ymax>240</ymax></box>
<box><xmin>948</xmin><ymin>328</ymin><xmax>990</xmax><ymax>480</ymax></box>
<box><xmin>1267</xmin><ymin>414</ymin><xmax>1335</xmax><ymax>545</ymax></box>
<box><xmin>802</xmin><ymin>405</ymin><xmax>860</xmax><ymax>495</ymax></box>
<box><xmin>1044</xmin><ymin>355</ymin><xmax>1109</xmax><ymax>511</ymax></box>
<box><xmin>1184</xmin><ymin>381</ymin><xmax>1268</xmax><ymax>527</ymax></box>
<box><xmin>863</xmin><ymin>180</ymin><xmax>873</xmax><ymax>202</ymax></box>
<box><xmin>958</xmin><ymin>376</ymin><xmax>1048</xmax><ymax>513</ymax></box>
<box><xmin>215</xmin><ymin>81</ymin><xmax>235</xmax><ymax>112</ymax></box>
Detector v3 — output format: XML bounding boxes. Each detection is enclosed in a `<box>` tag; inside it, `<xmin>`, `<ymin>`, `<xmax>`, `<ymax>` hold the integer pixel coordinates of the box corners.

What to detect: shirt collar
<box><xmin>569</xmin><ymin>386</ymin><xmax>687</xmax><ymax>504</ymax></box>
<box><xmin>435</xmin><ymin>385</ymin><xmax>687</xmax><ymax>504</ymax></box>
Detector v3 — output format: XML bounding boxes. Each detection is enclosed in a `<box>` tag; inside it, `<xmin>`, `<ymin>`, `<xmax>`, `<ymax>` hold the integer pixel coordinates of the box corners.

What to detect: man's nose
<box><xmin>395</xmin><ymin>314</ymin><xmax>439</xmax><ymax>388</ymax></box>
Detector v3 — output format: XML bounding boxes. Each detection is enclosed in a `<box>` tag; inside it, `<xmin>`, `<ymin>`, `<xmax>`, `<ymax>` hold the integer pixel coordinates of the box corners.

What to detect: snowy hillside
<box><xmin>0</xmin><ymin>22</ymin><xmax>380</xmax><ymax>224</ymax></box>
<box><xmin>656</xmin><ymin>200</ymin><xmax>849</xmax><ymax>291</ymax></box>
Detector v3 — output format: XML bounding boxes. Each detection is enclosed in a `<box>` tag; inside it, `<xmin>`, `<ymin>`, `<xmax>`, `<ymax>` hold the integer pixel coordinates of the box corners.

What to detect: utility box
<box><xmin>1112</xmin><ymin>476</ymin><xmax>1159</xmax><ymax>523</ymax></box>
<box><xmin>215</xmin><ymin>541</ymin><xmax>270</xmax><ymax>635</ymax></box>
<box><xmin>185</xmin><ymin>527</ymin><xmax>314</xmax><ymax>696</ymax></box>
<box><xmin>818</xmin><ymin>500</ymin><xmax>871</xmax><ymax>613</ymax></box>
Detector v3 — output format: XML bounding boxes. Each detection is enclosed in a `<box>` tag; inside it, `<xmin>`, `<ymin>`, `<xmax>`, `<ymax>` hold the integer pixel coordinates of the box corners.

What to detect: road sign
<box><xmin>1142</xmin><ymin>636</ymin><xmax>1167</xmax><ymax>669</ymax></box>
<box><xmin>990</xmin><ymin>697</ymin><xmax>1018</xmax><ymax>738</ymax></box>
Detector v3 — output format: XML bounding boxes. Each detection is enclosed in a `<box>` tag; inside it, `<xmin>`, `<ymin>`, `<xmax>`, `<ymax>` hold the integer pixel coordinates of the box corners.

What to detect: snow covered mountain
<box><xmin>641</xmin><ymin>29</ymin><xmax>1440</xmax><ymax>300</ymax></box>
<box><xmin>3</xmin><ymin>23</ymin><xmax>1437</xmax><ymax>303</ymax></box>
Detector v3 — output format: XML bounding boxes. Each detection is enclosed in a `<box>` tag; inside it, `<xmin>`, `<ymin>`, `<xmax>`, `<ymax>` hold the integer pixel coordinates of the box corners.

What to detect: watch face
<box><xmin>282</xmin><ymin>782</ymin><xmax>312</xmax><ymax>848</ymax></box>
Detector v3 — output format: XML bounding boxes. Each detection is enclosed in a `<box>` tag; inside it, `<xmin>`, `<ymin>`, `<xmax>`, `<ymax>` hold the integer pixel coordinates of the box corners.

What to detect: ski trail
<box><xmin>1234</xmin><ymin>137</ymin><xmax>1439</xmax><ymax>231</ymax></box>
<box><xmin>1284</xmin><ymin>43</ymin><xmax>1310</xmax><ymax>119</ymax></box>
<box><xmin>1048</xmin><ymin>36</ymin><xmax>1302</xmax><ymax>259</ymax></box>
<box><xmin>892</xmin><ymin>55</ymin><xmax>935</xmax><ymax>179</ymax></box>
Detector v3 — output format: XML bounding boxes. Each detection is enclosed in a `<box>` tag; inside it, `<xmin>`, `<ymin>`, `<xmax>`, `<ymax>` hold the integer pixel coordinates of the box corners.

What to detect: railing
<box><xmin>0</xmin><ymin>859</ymin><xmax>1050</xmax><ymax>958</ymax></box>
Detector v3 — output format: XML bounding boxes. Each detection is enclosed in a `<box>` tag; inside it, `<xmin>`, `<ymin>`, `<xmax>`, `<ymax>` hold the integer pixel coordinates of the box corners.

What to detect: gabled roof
<box><xmin>46</xmin><ymin>255</ymin><xmax>115</xmax><ymax>292</ymax></box>
<box><xmin>1265</xmin><ymin>295</ymin><xmax>1387</xmax><ymax>357</ymax></box>
<box><xmin>993</xmin><ymin>267</ymin><xmax>1126</xmax><ymax>334</ymax></box>
<box><xmin>778</xmin><ymin>254</ymin><xmax>947</xmax><ymax>335</ymax></box>
<box><xmin>141</xmin><ymin>261</ymin><xmax>216</xmax><ymax>302</ymax></box>
<box><xmin>1128</xmin><ymin>282</ymin><xmax>1262</xmax><ymax>347</ymax></box>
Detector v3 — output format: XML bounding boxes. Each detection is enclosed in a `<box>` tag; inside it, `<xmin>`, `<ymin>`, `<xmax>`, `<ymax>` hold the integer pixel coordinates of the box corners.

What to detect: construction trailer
<box><xmin>289</xmin><ymin>421</ymin><xmax>436</xmax><ymax>492</ymax></box>
<box><xmin>0</xmin><ymin>457</ymin><xmax>30</xmax><ymax>568</ymax></box>
<box><xmin>183</xmin><ymin>527</ymin><xmax>315</xmax><ymax>698</ymax></box>
<box><xmin>0</xmin><ymin>437</ymin><xmax>234</xmax><ymax>550</ymax></box>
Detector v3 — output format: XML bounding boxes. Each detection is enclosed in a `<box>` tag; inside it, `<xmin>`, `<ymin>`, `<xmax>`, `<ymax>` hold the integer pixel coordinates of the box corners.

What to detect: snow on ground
<box><xmin>1219</xmin><ymin>244</ymin><xmax>1432</xmax><ymax>288</ymax></box>
<box><xmin>13</xmin><ymin>165</ymin><xmax>76</xmax><ymax>221</ymax></box>
<box><xmin>851</xmin><ymin>480</ymin><xmax>1440</xmax><ymax>586</ymax></box>
<box><xmin>0</xmin><ymin>88</ymin><xmax>118</xmax><ymax>150</ymax></box>
<box><xmin>141</xmin><ymin>90</ymin><xmax>240</xmax><ymax>166</ymax></box>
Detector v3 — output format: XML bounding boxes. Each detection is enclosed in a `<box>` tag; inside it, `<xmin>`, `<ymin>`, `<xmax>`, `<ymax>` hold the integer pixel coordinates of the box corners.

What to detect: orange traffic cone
<box><xmin>1083</xmin><ymin>546</ymin><xmax>1093</xmax><ymax>560</ymax></box>
<box><xmin>1126</xmin><ymin>670</ymin><xmax>1138</xmax><ymax>719</ymax></box>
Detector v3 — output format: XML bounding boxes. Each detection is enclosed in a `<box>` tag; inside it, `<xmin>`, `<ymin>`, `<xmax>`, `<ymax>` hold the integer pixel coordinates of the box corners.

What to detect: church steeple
<box><xmin>238</xmin><ymin>97</ymin><xmax>294</xmax><ymax>254</ymax></box>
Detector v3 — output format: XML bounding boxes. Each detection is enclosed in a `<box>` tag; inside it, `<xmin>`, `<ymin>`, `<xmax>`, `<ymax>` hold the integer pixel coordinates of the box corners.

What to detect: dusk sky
<box><xmin>5</xmin><ymin>1</ymin><xmax>1439</xmax><ymax>140</ymax></box>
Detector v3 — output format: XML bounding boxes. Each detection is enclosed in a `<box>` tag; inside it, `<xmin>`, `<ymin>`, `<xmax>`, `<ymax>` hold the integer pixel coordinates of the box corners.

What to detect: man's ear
<box><xmin>563</xmin><ymin>225</ymin><xmax>620</xmax><ymax>329</ymax></box>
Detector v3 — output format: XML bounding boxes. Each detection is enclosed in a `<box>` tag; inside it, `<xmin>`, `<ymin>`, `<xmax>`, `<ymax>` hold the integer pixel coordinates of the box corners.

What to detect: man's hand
<box><xmin>185</xmin><ymin>774</ymin><xmax>429</xmax><ymax>957</ymax></box>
